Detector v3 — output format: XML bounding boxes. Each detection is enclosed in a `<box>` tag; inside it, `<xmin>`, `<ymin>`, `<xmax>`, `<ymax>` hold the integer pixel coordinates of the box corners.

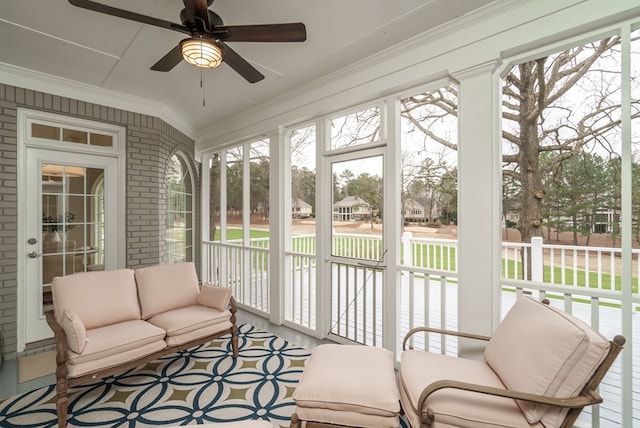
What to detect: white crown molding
<box><xmin>0</xmin><ymin>61</ymin><xmax>196</xmax><ymax>139</ymax></box>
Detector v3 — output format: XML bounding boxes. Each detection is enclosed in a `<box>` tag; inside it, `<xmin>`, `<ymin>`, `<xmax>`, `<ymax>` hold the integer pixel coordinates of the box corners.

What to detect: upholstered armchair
<box><xmin>398</xmin><ymin>297</ymin><xmax>625</xmax><ymax>428</ymax></box>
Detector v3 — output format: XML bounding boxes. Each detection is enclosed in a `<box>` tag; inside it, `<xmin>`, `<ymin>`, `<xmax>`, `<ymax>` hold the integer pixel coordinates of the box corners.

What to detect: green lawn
<box><xmin>502</xmin><ymin>259</ymin><xmax>639</xmax><ymax>293</ymax></box>
<box><xmin>213</xmin><ymin>227</ymin><xmax>269</xmax><ymax>241</ymax></box>
<box><xmin>214</xmin><ymin>230</ymin><xmax>638</xmax><ymax>295</ymax></box>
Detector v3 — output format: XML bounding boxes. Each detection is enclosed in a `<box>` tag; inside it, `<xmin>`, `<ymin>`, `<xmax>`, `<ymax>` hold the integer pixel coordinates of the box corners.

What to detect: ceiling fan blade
<box><xmin>182</xmin><ymin>0</ymin><xmax>210</xmax><ymax>31</ymax></box>
<box><xmin>219</xmin><ymin>42</ymin><xmax>264</xmax><ymax>83</ymax></box>
<box><xmin>219</xmin><ymin>23</ymin><xmax>306</xmax><ymax>42</ymax></box>
<box><xmin>68</xmin><ymin>0</ymin><xmax>190</xmax><ymax>35</ymax></box>
<box><xmin>151</xmin><ymin>45</ymin><xmax>184</xmax><ymax>72</ymax></box>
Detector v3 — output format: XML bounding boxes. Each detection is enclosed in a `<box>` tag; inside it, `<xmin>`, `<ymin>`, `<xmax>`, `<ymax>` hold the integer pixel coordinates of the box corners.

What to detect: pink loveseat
<box><xmin>45</xmin><ymin>261</ymin><xmax>238</xmax><ymax>428</ymax></box>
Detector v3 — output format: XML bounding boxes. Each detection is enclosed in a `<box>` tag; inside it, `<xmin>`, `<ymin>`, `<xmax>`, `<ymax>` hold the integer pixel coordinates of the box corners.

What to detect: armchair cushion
<box><xmin>484</xmin><ymin>297</ymin><xmax>610</xmax><ymax>425</ymax></box>
<box><xmin>135</xmin><ymin>262</ymin><xmax>200</xmax><ymax>319</ymax></box>
<box><xmin>60</xmin><ymin>309</ymin><xmax>87</xmax><ymax>354</ymax></box>
<box><xmin>197</xmin><ymin>285</ymin><xmax>232</xmax><ymax>311</ymax></box>
<box><xmin>399</xmin><ymin>350</ymin><xmax>535</xmax><ymax>428</ymax></box>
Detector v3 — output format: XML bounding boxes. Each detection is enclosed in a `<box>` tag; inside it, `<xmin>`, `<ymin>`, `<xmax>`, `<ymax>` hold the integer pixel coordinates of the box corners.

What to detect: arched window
<box><xmin>166</xmin><ymin>153</ymin><xmax>193</xmax><ymax>263</ymax></box>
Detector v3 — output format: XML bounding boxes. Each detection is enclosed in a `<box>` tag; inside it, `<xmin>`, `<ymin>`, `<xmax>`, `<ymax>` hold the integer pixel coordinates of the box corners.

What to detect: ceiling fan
<box><xmin>68</xmin><ymin>0</ymin><xmax>306</xmax><ymax>83</ymax></box>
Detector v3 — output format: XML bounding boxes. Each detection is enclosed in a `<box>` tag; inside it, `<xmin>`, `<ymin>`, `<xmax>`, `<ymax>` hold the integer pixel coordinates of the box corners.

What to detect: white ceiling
<box><xmin>0</xmin><ymin>0</ymin><xmax>493</xmax><ymax>134</ymax></box>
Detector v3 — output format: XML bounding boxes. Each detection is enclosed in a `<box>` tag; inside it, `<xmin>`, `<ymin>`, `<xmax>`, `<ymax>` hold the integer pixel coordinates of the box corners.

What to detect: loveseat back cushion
<box><xmin>484</xmin><ymin>297</ymin><xmax>610</xmax><ymax>425</ymax></box>
<box><xmin>52</xmin><ymin>269</ymin><xmax>140</xmax><ymax>330</ymax></box>
<box><xmin>135</xmin><ymin>262</ymin><xmax>200</xmax><ymax>319</ymax></box>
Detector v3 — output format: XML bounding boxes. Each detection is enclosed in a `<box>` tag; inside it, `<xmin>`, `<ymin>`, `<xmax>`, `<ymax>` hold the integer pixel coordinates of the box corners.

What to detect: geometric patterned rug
<box><xmin>0</xmin><ymin>324</ymin><xmax>309</xmax><ymax>427</ymax></box>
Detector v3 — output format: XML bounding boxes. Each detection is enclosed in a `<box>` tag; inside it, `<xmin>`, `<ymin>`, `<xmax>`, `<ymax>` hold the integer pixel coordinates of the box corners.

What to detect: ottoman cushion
<box><xmin>293</xmin><ymin>344</ymin><xmax>400</xmax><ymax>427</ymax></box>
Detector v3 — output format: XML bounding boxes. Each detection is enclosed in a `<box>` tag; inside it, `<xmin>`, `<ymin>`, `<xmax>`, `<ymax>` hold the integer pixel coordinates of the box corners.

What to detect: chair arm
<box><xmin>417</xmin><ymin>379</ymin><xmax>602</xmax><ymax>417</ymax></box>
<box><xmin>402</xmin><ymin>326</ymin><xmax>491</xmax><ymax>350</ymax></box>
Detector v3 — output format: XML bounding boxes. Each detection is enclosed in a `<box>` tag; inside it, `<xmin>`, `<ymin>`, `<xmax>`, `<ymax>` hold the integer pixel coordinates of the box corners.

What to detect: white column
<box><xmin>269</xmin><ymin>127</ymin><xmax>287</xmax><ymax>325</ymax></box>
<box><xmin>453</xmin><ymin>60</ymin><xmax>502</xmax><ymax>358</ymax></box>
<box><xmin>200</xmin><ymin>152</ymin><xmax>211</xmax><ymax>282</ymax></box>
<box><xmin>383</xmin><ymin>97</ymin><xmax>401</xmax><ymax>356</ymax></box>
<box><xmin>315</xmin><ymin>119</ymin><xmax>331</xmax><ymax>339</ymax></box>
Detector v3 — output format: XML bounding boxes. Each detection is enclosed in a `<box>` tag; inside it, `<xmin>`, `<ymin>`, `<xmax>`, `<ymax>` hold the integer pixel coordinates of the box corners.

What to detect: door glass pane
<box><xmin>41</xmin><ymin>164</ymin><xmax>105</xmax><ymax>301</ymax></box>
<box><xmin>32</xmin><ymin>124</ymin><xmax>60</xmax><ymax>140</ymax></box>
<box><xmin>62</xmin><ymin>128</ymin><xmax>88</xmax><ymax>144</ymax></box>
<box><xmin>90</xmin><ymin>133</ymin><xmax>113</xmax><ymax>147</ymax></box>
<box><xmin>331</xmin><ymin>156</ymin><xmax>383</xmax><ymax>260</ymax></box>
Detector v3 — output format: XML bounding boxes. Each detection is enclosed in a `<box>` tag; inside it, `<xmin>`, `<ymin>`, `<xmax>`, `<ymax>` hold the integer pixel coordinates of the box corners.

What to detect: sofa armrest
<box><xmin>196</xmin><ymin>284</ymin><xmax>233</xmax><ymax>311</ymax></box>
<box><xmin>45</xmin><ymin>310</ymin><xmax>69</xmax><ymax>375</ymax></box>
<box><xmin>402</xmin><ymin>326</ymin><xmax>491</xmax><ymax>351</ymax></box>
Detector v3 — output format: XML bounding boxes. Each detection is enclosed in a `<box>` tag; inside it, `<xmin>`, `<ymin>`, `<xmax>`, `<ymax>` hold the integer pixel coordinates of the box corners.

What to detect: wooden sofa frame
<box><xmin>401</xmin><ymin>324</ymin><xmax>625</xmax><ymax>428</ymax></box>
<box><xmin>45</xmin><ymin>297</ymin><xmax>239</xmax><ymax>428</ymax></box>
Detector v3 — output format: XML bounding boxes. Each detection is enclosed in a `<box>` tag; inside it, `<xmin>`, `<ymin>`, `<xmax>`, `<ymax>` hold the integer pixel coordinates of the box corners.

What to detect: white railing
<box><xmin>201</xmin><ymin>240</ymin><xmax>269</xmax><ymax>313</ymax></box>
<box><xmin>204</xmin><ymin>233</ymin><xmax>637</xmax><ymax>427</ymax></box>
<box><xmin>285</xmin><ymin>251</ymin><xmax>316</xmax><ymax>330</ymax></box>
<box><xmin>399</xmin><ymin>266</ymin><xmax>459</xmax><ymax>355</ymax></box>
<box><xmin>502</xmin><ymin>237</ymin><xmax>640</xmax><ymax>291</ymax></box>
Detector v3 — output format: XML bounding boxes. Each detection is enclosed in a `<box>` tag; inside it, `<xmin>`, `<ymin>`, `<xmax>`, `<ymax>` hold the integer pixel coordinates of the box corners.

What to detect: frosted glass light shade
<box><xmin>180</xmin><ymin>38</ymin><xmax>223</xmax><ymax>68</ymax></box>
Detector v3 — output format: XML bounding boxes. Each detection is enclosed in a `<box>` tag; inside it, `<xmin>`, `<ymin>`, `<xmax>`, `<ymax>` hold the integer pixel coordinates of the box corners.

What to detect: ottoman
<box><xmin>291</xmin><ymin>344</ymin><xmax>400</xmax><ymax>428</ymax></box>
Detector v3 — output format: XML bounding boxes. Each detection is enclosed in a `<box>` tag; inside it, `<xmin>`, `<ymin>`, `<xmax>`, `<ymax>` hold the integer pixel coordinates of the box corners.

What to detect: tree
<box><xmin>345</xmin><ymin>172</ymin><xmax>383</xmax><ymax>226</ymax></box>
<box><xmin>250</xmin><ymin>157</ymin><xmax>270</xmax><ymax>220</ymax></box>
<box><xmin>402</xmin><ymin>36</ymin><xmax>637</xmax><ymax>248</ymax></box>
<box><xmin>291</xmin><ymin>166</ymin><xmax>316</xmax><ymax>214</ymax></box>
<box><xmin>542</xmin><ymin>151</ymin><xmax>611</xmax><ymax>245</ymax></box>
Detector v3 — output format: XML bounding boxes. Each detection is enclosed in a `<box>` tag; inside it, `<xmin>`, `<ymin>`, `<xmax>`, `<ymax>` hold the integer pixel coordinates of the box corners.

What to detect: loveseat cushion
<box><xmin>52</xmin><ymin>269</ymin><xmax>140</xmax><ymax>329</ymax></box>
<box><xmin>483</xmin><ymin>297</ymin><xmax>610</xmax><ymax>425</ymax></box>
<box><xmin>197</xmin><ymin>285</ymin><xmax>232</xmax><ymax>311</ymax></box>
<box><xmin>67</xmin><ymin>319</ymin><xmax>166</xmax><ymax>368</ymax></box>
<box><xmin>147</xmin><ymin>305</ymin><xmax>233</xmax><ymax>347</ymax></box>
<box><xmin>135</xmin><ymin>262</ymin><xmax>200</xmax><ymax>319</ymax></box>
<box><xmin>399</xmin><ymin>349</ymin><xmax>536</xmax><ymax>428</ymax></box>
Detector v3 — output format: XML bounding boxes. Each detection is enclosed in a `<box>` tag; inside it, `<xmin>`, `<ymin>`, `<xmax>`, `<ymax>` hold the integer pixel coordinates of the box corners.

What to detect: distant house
<box><xmin>403</xmin><ymin>197</ymin><xmax>440</xmax><ymax>223</ymax></box>
<box><xmin>333</xmin><ymin>196</ymin><xmax>371</xmax><ymax>221</ymax></box>
<box><xmin>292</xmin><ymin>198</ymin><xmax>312</xmax><ymax>218</ymax></box>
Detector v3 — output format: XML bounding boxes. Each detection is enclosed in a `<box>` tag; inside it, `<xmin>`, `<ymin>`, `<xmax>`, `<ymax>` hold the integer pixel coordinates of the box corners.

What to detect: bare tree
<box><xmin>402</xmin><ymin>36</ymin><xmax>638</xmax><ymax>248</ymax></box>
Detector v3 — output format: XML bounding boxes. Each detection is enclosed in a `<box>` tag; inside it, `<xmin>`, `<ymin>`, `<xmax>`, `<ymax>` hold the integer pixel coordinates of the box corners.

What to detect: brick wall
<box><xmin>0</xmin><ymin>83</ymin><xmax>200</xmax><ymax>360</ymax></box>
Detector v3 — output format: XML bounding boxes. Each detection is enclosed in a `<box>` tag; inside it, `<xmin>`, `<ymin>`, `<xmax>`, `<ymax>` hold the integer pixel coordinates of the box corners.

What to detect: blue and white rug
<box><xmin>0</xmin><ymin>324</ymin><xmax>309</xmax><ymax>427</ymax></box>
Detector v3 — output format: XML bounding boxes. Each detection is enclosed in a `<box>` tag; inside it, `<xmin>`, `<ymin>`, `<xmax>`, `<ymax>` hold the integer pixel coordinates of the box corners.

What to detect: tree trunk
<box><xmin>516</xmin><ymin>62</ymin><xmax>545</xmax><ymax>279</ymax></box>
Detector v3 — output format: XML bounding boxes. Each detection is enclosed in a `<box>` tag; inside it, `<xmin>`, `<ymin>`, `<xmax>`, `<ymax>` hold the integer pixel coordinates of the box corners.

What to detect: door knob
<box><xmin>27</xmin><ymin>251</ymin><xmax>39</xmax><ymax>258</ymax></box>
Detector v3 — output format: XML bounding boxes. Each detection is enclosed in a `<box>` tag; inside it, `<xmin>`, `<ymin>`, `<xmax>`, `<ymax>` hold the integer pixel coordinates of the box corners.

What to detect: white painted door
<box><xmin>22</xmin><ymin>149</ymin><xmax>119</xmax><ymax>345</ymax></box>
<box><xmin>17</xmin><ymin>109</ymin><xmax>125</xmax><ymax>350</ymax></box>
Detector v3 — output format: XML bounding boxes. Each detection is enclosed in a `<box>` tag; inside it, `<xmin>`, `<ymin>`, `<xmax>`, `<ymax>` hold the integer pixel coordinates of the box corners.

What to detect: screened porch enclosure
<box><xmin>198</xmin><ymin>23</ymin><xmax>640</xmax><ymax>427</ymax></box>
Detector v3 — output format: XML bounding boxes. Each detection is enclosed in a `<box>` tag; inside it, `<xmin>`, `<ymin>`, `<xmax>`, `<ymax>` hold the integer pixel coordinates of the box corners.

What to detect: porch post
<box><xmin>268</xmin><ymin>127</ymin><xmax>286</xmax><ymax>325</ymax></box>
<box><xmin>530</xmin><ymin>237</ymin><xmax>543</xmax><ymax>282</ymax></box>
<box><xmin>453</xmin><ymin>60</ymin><xmax>502</xmax><ymax>358</ymax></box>
<box><xmin>200</xmin><ymin>152</ymin><xmax>211</xmax><ymax>282</ymax></box>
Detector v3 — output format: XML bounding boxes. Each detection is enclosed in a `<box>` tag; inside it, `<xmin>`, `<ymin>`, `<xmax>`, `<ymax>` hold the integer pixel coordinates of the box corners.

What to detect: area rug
<box><xmin>0</xmin><ymin>324</ymin><xmax>310</xmax><ymax>427</ymax></box>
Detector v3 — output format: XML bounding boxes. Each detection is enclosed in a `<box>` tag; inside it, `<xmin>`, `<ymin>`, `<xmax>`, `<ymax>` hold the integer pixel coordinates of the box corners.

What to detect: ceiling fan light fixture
<box><xmin>180</xmin><ymin>37</ymin><xmax>223</xmax><ymax>68</ymax></box>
